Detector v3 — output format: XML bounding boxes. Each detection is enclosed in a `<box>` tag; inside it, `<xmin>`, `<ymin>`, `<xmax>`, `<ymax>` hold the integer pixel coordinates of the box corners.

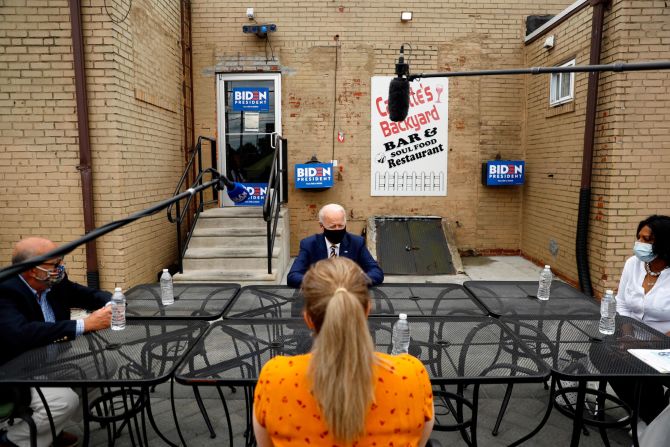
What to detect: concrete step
<box><xmin>200</xmin><ymin>207</ymin><xmax>265</xmax><ymax>218</ymax></box>
<box><xmin>183</xmin><ymin>256</ymin><xmax>279</xmax><ymax>271</ymax></box>
<box><xmin>185</xmin><ymin>246</ymin><xmax>279</xmax><ymax>258</ymax></box>
<box><xmin>200</xmin><ymin>207</ymin><xmax>263</xmax><ymax>218</ymax></box>
<box><xmin>192</xmin><ymin>227</ymin><xmax>282</xmax><ymax>237</ymax></box>
<box><xmin>174</xmin><ymin>268</ymin><xmax>278</xmax><ymax>283</ymax></box>
<box><xmin>188</xmin><ymin>235</ymin><xmax>270</xmax><ymax>248</ymax></box>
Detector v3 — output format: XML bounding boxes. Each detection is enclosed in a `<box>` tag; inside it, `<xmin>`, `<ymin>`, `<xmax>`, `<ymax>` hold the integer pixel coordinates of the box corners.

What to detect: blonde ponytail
<box><xmin>302</xmin><ymin>257</ymin><xmax>375</xmax><ymax>444</ymax></box>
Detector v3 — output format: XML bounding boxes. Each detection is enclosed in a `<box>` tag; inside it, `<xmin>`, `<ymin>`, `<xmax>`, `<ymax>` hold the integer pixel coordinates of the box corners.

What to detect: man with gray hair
<box><xmin>0</xmin><ymin>237</ymin><xmax>112</xmax><ymax>447</ymax></box>
<box><xmin>287</xmin><ymin>204</ymin><xmax>384</xmax><ymax>287</ymax></box>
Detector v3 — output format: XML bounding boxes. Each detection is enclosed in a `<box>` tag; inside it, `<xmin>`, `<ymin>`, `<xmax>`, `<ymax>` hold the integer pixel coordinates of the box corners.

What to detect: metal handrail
<box><xmin>262</xmin><ymin>133</ymin><xmax>284</xmax><ymax>274</ymax></box>
<box><xmin>167</xmin><ymin>136</ymin><xmax>218</xmax><ymax>273</ymax></box>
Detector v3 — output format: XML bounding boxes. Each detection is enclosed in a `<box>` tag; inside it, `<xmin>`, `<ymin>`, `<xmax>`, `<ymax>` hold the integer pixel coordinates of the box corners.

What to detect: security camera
<box><xmin>246</xmin><ymin>8</ymin><xmax>254</xmax><ymax>20</ymax></box>
<box><xmin>543</xmin><ymin>35</ymin><xmax>555</xmax><ymax>49</ymax></box>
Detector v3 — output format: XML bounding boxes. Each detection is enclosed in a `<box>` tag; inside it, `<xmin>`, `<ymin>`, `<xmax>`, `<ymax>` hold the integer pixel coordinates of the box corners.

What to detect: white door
<box><xmin>216</xmin><ymin>73</ymin><xmax>282</xmax><ymax>206</ymax></box>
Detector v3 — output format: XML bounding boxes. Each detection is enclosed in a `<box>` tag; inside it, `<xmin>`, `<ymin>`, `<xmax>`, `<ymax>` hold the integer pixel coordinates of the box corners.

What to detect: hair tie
<box><xmin>334</xmin><ymin>287</ymin><xmax>348</xmax><ymax>294</ymax></box>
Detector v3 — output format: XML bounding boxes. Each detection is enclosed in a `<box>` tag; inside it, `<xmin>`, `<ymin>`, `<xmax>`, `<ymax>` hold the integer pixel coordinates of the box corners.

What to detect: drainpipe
<box><xmin>68</xmin><ymin>0</ymin><xmax>100</xmax><ymax>288</ymax></box>
<box><xmin>576</xmin><ymin>0</ymin><xmax>610</xmax><ymax>297</ymax></box>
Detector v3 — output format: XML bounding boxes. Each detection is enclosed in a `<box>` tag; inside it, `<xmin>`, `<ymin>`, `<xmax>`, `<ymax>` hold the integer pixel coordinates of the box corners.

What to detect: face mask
<box><xmin>34</xmin><ymin>264</ymin><xmax>66</xmax><ymax>286</ymax></box>
<box><xmin>323</xmin><ymin>227</ymin><xmax>346</xmax><ymax>245</ymax></box>
<box><xmin>633</xmin><ymin>241</ymin><xmax>657</xmax><ymax>263</ymax></box>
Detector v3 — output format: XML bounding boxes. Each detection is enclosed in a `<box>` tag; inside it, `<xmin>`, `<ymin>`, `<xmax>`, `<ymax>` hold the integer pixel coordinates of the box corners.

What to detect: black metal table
<box><xmin>0</xmin><ymin>320</ymin><xmax>207</xmax><ymax>447</ymax></box>
<box><xmin>503</xmin><ymin>316</ymin><xmax>670</xmax><ymax>447</ymax></box>
<box><xmin>124</xmin><ymin>283</ymin><xmax>240</xmax><ymax>320</ymax></box>
<box><xmin>224</xmin><ymin>284</ymin><xmax>487</xmax><ymax>319</ymax></box>
<box><xmin>175</xmin><ymin>316</ymin><xmax>549</xmax><ymax>446</ymax></box>
<box><xmin>463</xmin><ymin>280</ymin><xmax>599</xmax><ymax>318</ymax></box>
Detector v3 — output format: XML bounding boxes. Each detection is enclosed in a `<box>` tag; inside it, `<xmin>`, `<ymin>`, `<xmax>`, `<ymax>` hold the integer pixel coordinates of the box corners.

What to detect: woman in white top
<box><xmin>612</xmin><ymin>215</ymin><xmax>670</xmax><ymax>425</ymax></box>
<box><xmin>616</xmin><ymin>215</ymin><xmax>670</xmax><ymax>334</ymax></box>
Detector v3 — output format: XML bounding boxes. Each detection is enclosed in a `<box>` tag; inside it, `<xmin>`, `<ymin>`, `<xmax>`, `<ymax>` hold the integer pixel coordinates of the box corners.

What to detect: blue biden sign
<box><xmin>295</xmin><ymin>163</ymin><xmax>334</xmax><ymax>189</ymax></box>
<box><xmin>483</xmin><ymin>160</ymin><xmax>525</xmax><ymax>186</ymax></box>
<box><xmin>231</xmin><ymin>87</ymin><xmax>270</xmax><ymax>112</ymax></box>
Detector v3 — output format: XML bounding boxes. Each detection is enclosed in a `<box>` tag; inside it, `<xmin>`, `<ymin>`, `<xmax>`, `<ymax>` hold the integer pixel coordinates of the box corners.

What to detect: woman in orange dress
<box><xmin>253</xmin><ymin>257</ymin><xmax>434</xmax><ymax>447</ymax></box>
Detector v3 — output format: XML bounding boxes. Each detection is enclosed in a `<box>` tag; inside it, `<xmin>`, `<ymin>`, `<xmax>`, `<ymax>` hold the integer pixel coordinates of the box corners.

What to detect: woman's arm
<box><xmin>252</xmin><ymin>411</ymin><xmax>274</xmax><ymax>447</ymax></box>
<box><xmin>418</xmin><ymin>415</ymin><xmax>435</xmax><ymax>447</ymax></box>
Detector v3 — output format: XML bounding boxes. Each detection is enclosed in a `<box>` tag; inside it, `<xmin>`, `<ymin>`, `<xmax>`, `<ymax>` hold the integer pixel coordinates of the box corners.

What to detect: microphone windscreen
<box><xmin>226</xmin><ymin>182</ymin><xmax>249</xmax><ymax>203</ymax></box>
<box><xmin>388</xmin><ymin>77</ymin><xmax>410</xmax><ymax>122</ymax></box>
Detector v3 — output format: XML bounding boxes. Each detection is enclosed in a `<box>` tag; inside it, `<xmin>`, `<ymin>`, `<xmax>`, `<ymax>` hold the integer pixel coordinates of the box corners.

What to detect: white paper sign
<box><xmin>370</xmin><ymin>76</ymin><xmax>448</xmax><ymax>196</ymax></box>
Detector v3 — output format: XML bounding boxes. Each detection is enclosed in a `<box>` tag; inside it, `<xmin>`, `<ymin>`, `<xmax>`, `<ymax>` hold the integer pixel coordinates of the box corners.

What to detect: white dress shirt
<box><xmin>616</xmin><ymin>256</ymin><xmax>670</xmax><ymax>334</ymax></box>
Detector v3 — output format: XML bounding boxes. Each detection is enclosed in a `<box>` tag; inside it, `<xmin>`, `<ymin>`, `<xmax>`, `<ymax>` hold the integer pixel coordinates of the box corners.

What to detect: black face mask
<box><xmin>324</xmin><ymin>227</ymin><xmax>346</xmax><ymax>244</ymax></box>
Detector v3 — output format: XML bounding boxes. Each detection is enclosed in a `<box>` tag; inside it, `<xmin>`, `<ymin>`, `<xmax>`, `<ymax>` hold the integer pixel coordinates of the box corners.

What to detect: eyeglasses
<box><xmin>36</xmin><ymin>258</ymin><xmax>65</xmax><ymax>274</ymax></box>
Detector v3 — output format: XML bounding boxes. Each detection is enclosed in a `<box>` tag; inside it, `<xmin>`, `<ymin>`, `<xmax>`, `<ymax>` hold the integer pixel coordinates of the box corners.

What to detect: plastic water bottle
<box><xmin>599</xmin><ymin>289</ymin><xmax>616</xmax><ymax>335</ymax></box>
<box><xmin>391</xmin><ymin>314</ymin><xmax>410</xmax><ymax>355</ymax></box>
<box><xmin>160</xmin><ymin>269</ymin><xmax>174</xmax><ymax>306</ymax></box>
<box><xmin>537</xmin><ymin>265</ymin><xmax>553</xmax><ymax>301</ymax></box>
<box><xmin>111</xmin><ymin>287</ymin><xmax>126</xmax><ymax>331</ymax></box>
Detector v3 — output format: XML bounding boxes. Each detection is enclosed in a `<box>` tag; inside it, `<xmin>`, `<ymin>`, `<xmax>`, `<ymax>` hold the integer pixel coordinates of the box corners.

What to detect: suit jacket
<box><xmin>287</xmin><ymin>232</ymin><xmax>384</xmax><ymax>288</ymax></box>
<box><xmin>0</xmin><ymin>274</ymin><xmax>111</xmax><ymax>365</ymax></box>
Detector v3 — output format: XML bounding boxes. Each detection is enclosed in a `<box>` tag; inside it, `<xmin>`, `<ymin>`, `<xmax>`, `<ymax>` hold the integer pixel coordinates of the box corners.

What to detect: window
<box><xmin>550</xmin><ymin>59</ymin><xmax>575</xmax><ymax>106</ymax></box>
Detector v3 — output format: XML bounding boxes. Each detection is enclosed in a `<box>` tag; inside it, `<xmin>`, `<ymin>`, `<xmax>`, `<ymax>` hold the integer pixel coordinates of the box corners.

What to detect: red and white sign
<box><xmin>370</xmin><ymin>77</ymin><xmax>448</xmax><ymax>196</ymax></box>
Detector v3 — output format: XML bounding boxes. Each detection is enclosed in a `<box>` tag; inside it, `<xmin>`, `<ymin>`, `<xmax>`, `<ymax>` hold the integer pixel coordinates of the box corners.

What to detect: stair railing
<box><xmin>167</xmin><ymin>136</ymin><xmax>218</xmax><ymax>273</ymax></box>
<box><xmin>262</xmin><ymin>133</ymin><xmax>286</xmax><ymax>274</ymax></box>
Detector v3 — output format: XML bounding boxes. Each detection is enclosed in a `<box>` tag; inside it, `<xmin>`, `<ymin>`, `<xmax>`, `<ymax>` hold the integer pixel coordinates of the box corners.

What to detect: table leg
<box><xmin>508</xmin><ymin>377</ymin><xmax>555</xmax><ymax>447</ymax></box>
<box><xmin>569</xmin><ymin>381</ymin><xmax>587</xmax><ymax>447</ymax></box>
<box><xmin>144</xmin><ymin>386</ymin><xmax>179</xmax><ymax>447</ymax></box>
<box><xmin>193</xmin><ymin>385</ymin><xmax>217</xmax><ymax>438</ymax></box>
<box><xmin>171</xmin><ymin>379</ymin><xmax>188</xmax><ymax>447</ymax></box>
<box><xmin>492</xmin><ymin>383</ymin><xmax>513</xmax><ymax>436</ymax></box>
<box><xmin>82</xmin><ymin>388</ymin><xmax>91</xmax><ymax>447</ymax></box>
<box><xmin>35</xmin><ymin>387</ymin><xmax>57</xmax><ymax>444</ymax></box>
<box><xmin>631</xmin><ymin>381</ymin><xmax>641</xmax><ymax>447</ymax></box>
<box><xmin>471</xmin><ymin>384</ymin><xmax>480</xmax><ymax>447</ymax></box>
<box><xmin>215</xmin><ymin>385</ymin><xmax>234</xmax><ymax>447</ymax></box>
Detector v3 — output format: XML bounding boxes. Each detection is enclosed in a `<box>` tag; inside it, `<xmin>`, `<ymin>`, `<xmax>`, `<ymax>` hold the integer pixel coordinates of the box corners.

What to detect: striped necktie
<box><xmin>329</xmin><ymin>245</ymin><xmax>337</xmax><ymax>258</ymax></box>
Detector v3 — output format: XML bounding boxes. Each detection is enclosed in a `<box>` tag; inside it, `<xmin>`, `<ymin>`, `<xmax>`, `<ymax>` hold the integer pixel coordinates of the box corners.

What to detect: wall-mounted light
<box><xmin>400</xmin><ymin>11</ymin><xmax>413</xmax><ymax>22</ymax></box>
<box><xmin>543</xmin><ymin>35</ymin><xmax>555</xmax><ymax>50</ymax></box>
<box><xmin>246</xmin><ymin>8</ymin><xmax>254</xmax><ymax>20</ymax></box>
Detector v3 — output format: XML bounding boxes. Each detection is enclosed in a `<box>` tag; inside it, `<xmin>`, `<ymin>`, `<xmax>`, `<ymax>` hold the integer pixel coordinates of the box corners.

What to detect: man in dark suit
<box><xmin>287</xmin><ymin>204</ymin><xmax>384</xmax><ymax>288</ymax></box>
<box><xmin>0</xmin><ymin>237</ymin><xmax>112</xmax><ymax>447</ymax></box>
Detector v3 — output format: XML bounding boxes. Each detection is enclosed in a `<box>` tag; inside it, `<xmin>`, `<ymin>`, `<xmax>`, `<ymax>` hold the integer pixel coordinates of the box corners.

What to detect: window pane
<box><xmin>561</xmin><ymin>73</ymin><xmax>571</xmax><ymax>99</ymax></box>
<box><xmin>550</xmin><ymin>74</ymin><xmax>559</xmax><ymax>102</ymax></box>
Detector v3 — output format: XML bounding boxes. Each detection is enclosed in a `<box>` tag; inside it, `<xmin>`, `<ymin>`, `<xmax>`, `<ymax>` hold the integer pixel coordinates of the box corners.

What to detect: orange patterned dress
<box><xmin>254</xmin><ymin>352</ymin><xmax>434</xmax><ymax>446</ymax></box>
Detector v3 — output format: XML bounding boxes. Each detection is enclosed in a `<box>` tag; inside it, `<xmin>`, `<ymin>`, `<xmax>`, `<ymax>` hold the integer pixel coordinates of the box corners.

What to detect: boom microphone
<box><xmin>388</xmin><ymin>45</ymin><xmax>410</xmax><ymax>122</ymax></box>
<box><xmin>220</xmin><ymin>176</ymin><xmax>250</xmax><ymax>203</ymax></box>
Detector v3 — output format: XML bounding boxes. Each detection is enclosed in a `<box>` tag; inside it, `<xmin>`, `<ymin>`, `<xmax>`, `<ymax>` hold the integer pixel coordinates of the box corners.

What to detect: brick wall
<box><xmin>0</xmin><ymin>0</ymin><xmax>184</xmax><ymax>289</ymax></box>
<box><xmin>523</xmin><ymin>0</ymin><xmax>670</xmax><ymax>296</ymax></box>
<box><xmin>190</xmin><ymin>0</ymin><xmax>576</xmax><ymax>255</ymax></box>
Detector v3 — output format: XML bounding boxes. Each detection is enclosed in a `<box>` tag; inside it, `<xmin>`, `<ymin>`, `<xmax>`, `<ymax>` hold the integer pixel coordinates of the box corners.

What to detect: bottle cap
<box><xmin>163</xmin><ymin>268</ymin><xmax>168</xmax><ymax>272</ymax></box>
<box><xmin>606</xmin><ymin>289</ymin><xmax>613</xmax><ymax>295</ymax></box>
<box><xmin>399</xmin><ymin>313</ymin><xmax>407</xmax><ymax>320</ymax></box>
<box><xmin>544</xmin><ymin>265</ymin><xmax>551</xmax><ymax>269</ymax></box>
<box><xmin>114</xmin><ymin>287</ymin><xmax>122</xmax><ymax>292</ymax></box>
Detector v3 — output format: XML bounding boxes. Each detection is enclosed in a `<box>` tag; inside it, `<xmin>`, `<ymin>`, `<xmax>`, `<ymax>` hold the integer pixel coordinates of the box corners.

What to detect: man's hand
<box><xmin>83</xmin><ymin>306</ymin><xmax>112</xmax><ymax>333</ymax></box>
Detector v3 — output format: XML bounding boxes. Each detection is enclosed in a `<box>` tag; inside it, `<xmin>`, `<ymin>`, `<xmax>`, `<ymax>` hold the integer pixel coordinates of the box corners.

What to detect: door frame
<box><xmin>216</xmin><ymin>72</ymin><xmax>282</xmax><ymax>206</ymax></box>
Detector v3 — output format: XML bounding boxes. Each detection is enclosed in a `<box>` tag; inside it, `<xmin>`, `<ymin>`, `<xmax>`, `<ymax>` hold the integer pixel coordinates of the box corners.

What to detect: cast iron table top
<box><xmin>464</xmin><ymin>280</ymin><xmax>599</xmax><ymax>318</ymax></box>
<box><xmin>0</xmin><ymin>320</ymin><xmax>208</xmax><ymax>386</ymax></box>
<box><xmin>502</xmin><ymin>315</ymin><xmax>670</xmax><ymax>379</ymax></box>
<box><xmin>124</xmin><ymin>283</ymin><xmax>240</xmax><ymax>320</ymax></box>
<box><xmin>175</xmin><ymin>316</ymin><xmax>548</xmax><ymax>386</ymax></box>
<box><xmin>224</xmin><ymin>284</ymin><xmax>486</xmax><ymax>319</ymax></box>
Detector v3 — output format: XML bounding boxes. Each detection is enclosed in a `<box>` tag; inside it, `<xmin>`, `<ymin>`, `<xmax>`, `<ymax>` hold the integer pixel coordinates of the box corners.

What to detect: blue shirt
<box><xmin>19</xmin><ymin>275</ymin><xmax>85</xmax><ymax>336</ymax></box>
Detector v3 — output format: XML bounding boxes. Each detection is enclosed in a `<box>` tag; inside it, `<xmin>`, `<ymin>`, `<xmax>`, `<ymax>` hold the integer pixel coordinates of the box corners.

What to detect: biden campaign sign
<box><xmin>231</xmin><ymin>87</ymin><xmax>270</xmax><ymax>112</ymax></box>
<box><xmin>235</xmin><ymin>183</ymin><xmax>267</xmax><ymax>206</ymax></box>
<box><xmin>484</xmin><ymin>160</ymin><xmax>525</xmax><ymax>186</ymax></box>
<box><xmin>295</xmin><ymin>163</ymin><xmax>334</xmax><ymax>189</ymax></box>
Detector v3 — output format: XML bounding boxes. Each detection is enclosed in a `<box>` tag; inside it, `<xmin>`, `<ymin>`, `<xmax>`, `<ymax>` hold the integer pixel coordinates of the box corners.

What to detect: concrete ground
<box><xmin>74</xmin><ymin>256</ymin><xmax>634</xmax><ymax>446</ymax></box>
